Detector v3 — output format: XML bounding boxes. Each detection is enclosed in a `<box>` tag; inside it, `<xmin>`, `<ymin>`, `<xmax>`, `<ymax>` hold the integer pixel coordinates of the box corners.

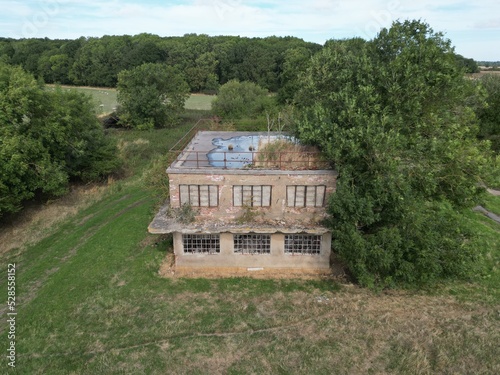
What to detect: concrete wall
<box><xmin>168</xmin><ymin>170</ymin><xmax>337</xmax><ymax>226</ymax></box>
<box><xmin>173</xmin><ymin>232</ymin><xmax>332</xmax><ymax>272</ymax></box>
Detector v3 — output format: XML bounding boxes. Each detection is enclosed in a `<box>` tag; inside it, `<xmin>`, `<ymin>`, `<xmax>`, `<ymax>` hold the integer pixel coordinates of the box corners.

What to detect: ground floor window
<box><xmin>284</xmin><ymin>234</ymin><xmax>322</xmax><ymax>255</ymax></box>
<box><xmin>233</xmin><ymin>234</ymin><xmax>271</xmax><ymax>254</ymax></box>
<box><xmin>182</xmin><ymin>234</ymin><xmax>220</xmax><ymax>254</ymax></box>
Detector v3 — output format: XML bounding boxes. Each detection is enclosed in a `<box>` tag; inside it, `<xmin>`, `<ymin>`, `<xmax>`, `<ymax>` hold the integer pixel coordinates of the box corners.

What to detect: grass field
<box><xmin>0</xmin><ymin>115</ymin><xmax>499</xmax><ymax>373</ymax></box>
<box><xmin>185</xmin><ymin>93</ymin><xmax>215</xmax><ymax>111</ymax></box>
<box><xmin>46</xmin><ymin>85</ymin><xmax>215</xmax><ymax>113</ymax></box>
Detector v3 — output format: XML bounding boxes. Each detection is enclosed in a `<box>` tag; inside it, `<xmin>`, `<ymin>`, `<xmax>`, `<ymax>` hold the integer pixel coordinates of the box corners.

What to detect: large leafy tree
<box><xmin>0</xmin><ymin>63</ymin><xmax>120</xmax><ymax>217</ymax></box>
<box><xmin>476</xmin><ymin>74</ymin><xmax>500</xmax><ymax>153</ymax></box>
<box><xmin>296</xmin><ymin>21</ymin><xmax>493</xmax><ymax>287</ymax></box>
<box><xmin>277</xmin><ymin>46</ymin><xmax>315</xmax><ymax>104</ymax></box>
<box><xmin>117</xmin><ymin>63</ymin><xmax>189</xmax><ymax>129</ymax></box>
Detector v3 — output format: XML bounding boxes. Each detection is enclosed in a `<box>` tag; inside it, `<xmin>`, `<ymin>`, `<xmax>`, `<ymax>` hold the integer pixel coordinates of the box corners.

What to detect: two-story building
<box><xmin>148</xmin><ymin>131</ymin><xmax>337</xmax><ymax>276</ymax></box>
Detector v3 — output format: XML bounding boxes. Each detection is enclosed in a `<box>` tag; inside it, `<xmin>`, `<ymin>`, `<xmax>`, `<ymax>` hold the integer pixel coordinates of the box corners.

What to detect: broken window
<box><xmin>286</xmin><ymin>185</ymin><xmax>326</xmax><ymax>207</ymax></box>
<box><xmin>284</xmin><ymin>234</ymin><xmax>322</xmax><ymax>255</ymax></box>
<box><xmin>182</xmin><ymin>234</ymin><xmax>220</xmax><ymax>254</ymax></box>
<box><xmin>233</xmin><ymin>234</ymin><xmax>271</xmax><ymax>254</ymax></box>
<box><xmin>233</xmin><ymin>185</ymin><xmax>272</xmax><ymax>207</ymax></box>
<box><xmin>179</xmin><ymin>185</ymin><xmax>218</xmax><ymax>207</ymax></box>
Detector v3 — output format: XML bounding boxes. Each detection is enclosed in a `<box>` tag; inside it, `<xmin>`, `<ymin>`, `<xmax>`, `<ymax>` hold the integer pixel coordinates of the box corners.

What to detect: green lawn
<box><xmin>185</xmin><ymin>93</ymin><xmax>215</xmax><ymax>111</ymax></box>
<box><xmin>1</xmin><ymin>122</ymin><xmax>499</xmax><ymax>374</ymax></box>
<box><xmin>46</xmin><ymin>85</ymin><xmax>214</xmax><ymax>114</ymax></box>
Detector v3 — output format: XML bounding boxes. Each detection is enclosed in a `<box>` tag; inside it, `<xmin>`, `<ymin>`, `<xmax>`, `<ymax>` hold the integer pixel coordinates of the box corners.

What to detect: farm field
<box><xmin>0</xmin><ymin>118</ymin><xmax>499</xmax><ymax>374</ymax></box>
<box><xmin>46</xmin><ymin>85</ymin><xmax>215</xmax><ymax>113</ymax></box>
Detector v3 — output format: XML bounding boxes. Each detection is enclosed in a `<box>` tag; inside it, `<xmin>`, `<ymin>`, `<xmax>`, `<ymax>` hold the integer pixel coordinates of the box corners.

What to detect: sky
<box><xmin>1</xmin><ymin>0</ymin><xmax>499</xmax><ymax>61</ymax></box>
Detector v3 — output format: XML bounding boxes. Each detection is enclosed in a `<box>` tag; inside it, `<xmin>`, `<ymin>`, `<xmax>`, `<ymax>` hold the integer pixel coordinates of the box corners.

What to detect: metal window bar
<box><xmin>233</xmin><ymin>234</ymin><xmax>271</xmax><ymax>254</ymax></box>
<box><xmin>317</xmin><ymin>185</ymin><xmax>326</xmax><ymax>207</ymax></box>
<box><xmin>284</xmin><ymin>234</ymin><xmax>322</xmax><ymax>255</ymax></box>
<box><xmin>182</xmin><ymin>234</ymin><xmax>220</xmax><ymax>254</ymax></box>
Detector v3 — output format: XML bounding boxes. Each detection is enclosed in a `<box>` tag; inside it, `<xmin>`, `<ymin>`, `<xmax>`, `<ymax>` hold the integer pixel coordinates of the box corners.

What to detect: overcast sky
<box><xmin>1</xmin><ymin>0</ymin><xmax>499</xmax><ymax>60</ymax></box>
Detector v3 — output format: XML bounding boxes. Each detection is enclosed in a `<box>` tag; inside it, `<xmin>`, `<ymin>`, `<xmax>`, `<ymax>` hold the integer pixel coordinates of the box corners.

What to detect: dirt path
<box><xmin>488</xmin><ymin>188</ymin><xmax>500</xmax><ymax>196</ymax></box>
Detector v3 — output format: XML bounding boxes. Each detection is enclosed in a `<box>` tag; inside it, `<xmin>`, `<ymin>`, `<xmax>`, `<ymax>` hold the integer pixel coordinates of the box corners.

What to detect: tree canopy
<box><xmin>476</xmin><ymin>74</ymin><xmax>500</xmax><ymax>153</ymax></box>
<box><xmin>212</xmin><ymin>80</ymin><xmax>273</xmax><ymax>119</ymax></box>
<box><xmin>0</xmin><ymin>63</ymin><xmax>120</xmax><ymax>217</ymax></box>
<box><xmin>117</xmin><ymin>63</ymin><xmax>190</xmax><ymax>129</ymax></box>
<box><xmin>0</xmin><ymin>34</ymin><xmax>322</xmax><ymax>92</ymax></box>
<box><xmin>296</xmin><ymin>20</ymin><xmax>493</xmax><ymax>287</ymax></box>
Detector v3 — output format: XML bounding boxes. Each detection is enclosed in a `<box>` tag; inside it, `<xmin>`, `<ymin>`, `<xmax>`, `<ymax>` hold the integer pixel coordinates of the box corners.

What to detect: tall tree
<box><xmin>0</xmin><ymin>63</ymin><xmax>119</xmax><ymax>217</ymax></box>
<box><xmin>117</xmin><ymin>63</ymin><xmax>189</xmax><ymax>129</ymax></box>
<box><xmin>185</xmin><ymin>52</ymin><xmax>219</xmax><ymax>93</ymax></box>
<box><xmin>277</xmin><ymin>46</ymin><xmax>315</xmax><ymax>104</ymax></box>
<box><xmin>296</xmin><ymin>21</ymin><xmax>493</xmax><ymax>287</ymax></box>
<box><xmin>476</xmin><ymin>74</ymin><xmax>500</xmax><ymax>153</ymax></box>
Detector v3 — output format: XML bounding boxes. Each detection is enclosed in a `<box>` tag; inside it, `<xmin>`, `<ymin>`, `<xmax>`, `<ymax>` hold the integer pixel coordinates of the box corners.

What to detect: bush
<box><xmin>212</xmin><ymin>80</ymin><xmax>274</xmax><ymax>119</ymax></box>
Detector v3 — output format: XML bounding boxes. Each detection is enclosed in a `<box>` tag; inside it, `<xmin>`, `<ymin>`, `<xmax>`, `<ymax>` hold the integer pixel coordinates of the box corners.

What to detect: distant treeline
<box><xmin>478</xmin><ymin>61</ymin><xmax>500</xmax><ymax>67</ymax></box>
<box><xmin>0</xmin><ymin>34</ymin><xmax>322</xmax><ymax>93</ymax></box>
<box><xmin>0</xmin><ymin>34</ymin><xmax>480</xmax><ymax>95</ymax></box>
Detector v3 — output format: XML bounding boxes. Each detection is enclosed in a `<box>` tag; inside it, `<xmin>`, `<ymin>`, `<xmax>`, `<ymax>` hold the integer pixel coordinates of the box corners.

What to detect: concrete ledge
<box><xmin>148</xmin><ymin>202</ymin><xmax>331</xmax><ymax>234</ymax></box>
<box><xmin>173</xmin><ymin>266</ymin><xmax>333</xmax><ymax>279</ymax></box>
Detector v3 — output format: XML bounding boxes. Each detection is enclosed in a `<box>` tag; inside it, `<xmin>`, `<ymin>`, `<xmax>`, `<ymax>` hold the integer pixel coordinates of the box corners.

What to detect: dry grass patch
<box><xmin>0</xmin><ymin>183</ymin><xmax>109</xmax><ymax>255</ymax></box>
<box><xmin>106</xmin><ymin>287</ymin><xmax>498</xmax><ymax>374</ymax></box>
<box><xmin>201</xmin><ymin>289</ymin><xmax>497</xmax><ymax>374</ymax></box>
<box><xmin>255</xmin><ymin>138</ymin><xmax>329</xmax><ymax>170</ymax></box>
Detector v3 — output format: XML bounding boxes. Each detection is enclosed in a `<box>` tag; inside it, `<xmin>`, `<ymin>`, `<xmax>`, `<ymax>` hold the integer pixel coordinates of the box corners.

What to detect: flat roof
<box><xmin>168</xmin><ymin>131</ymin><xmax>332</xmax><ymax>172</ymax></box>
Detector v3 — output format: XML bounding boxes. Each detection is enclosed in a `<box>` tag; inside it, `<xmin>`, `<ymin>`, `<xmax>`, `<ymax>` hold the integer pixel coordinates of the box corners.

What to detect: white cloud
<box><xmin>1</xmin><ymin>0</ymin><xmax>499</xmax><ymax>59</ymax></box>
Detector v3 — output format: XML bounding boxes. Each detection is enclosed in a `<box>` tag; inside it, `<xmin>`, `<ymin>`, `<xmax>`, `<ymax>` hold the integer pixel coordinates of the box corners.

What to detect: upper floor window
<box><xmin>286</xmin><ymin>185</ymin><xmax>326</xmax><ymax>207</ymax></box>
<box><xmin>233</xmin><ymin>185</ymin><xmax>272</xmax><ymax>207</ymax></box>
<box><xmin>179</xmin><ymin>185</ymin><xmax>218</xmax><ymax>207</ymax></box>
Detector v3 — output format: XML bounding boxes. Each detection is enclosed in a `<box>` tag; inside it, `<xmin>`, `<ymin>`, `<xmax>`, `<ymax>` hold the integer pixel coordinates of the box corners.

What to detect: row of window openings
<box><xmin>179</xmin><ymin>184</ymin><xmax>326</xmax><ymax>208</ymax></box>
<box><xmin>182</xmin><ymin>234</ymin><xmax>322</xmax><ymax>255</ymax></box>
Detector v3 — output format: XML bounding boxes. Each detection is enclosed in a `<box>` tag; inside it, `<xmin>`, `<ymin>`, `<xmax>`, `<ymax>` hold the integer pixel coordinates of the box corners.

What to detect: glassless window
<box><xmin>182</xmin><ymin>234</ymin><xmax>220</xmax><ymax>254</ymax></box>
<box><xmin>233</xmin><ymin>234</ymin><xmax>271</xmax><ymax>254</ymax></box>
<box><xmin>284</xmin><ymin>234</ymin><xmax>321</xmax><ymax>254</ymax></box>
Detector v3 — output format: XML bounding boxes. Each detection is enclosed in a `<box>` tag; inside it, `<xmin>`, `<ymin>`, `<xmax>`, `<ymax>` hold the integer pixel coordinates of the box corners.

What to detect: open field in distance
<box><xmin>46</xmin><ymin>85</ymin><xmax>215</xmax><ymax>113</ymax></box>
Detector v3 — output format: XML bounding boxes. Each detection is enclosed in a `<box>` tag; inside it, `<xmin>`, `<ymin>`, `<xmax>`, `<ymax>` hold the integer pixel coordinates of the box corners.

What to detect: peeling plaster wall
<box><xmin>173</xmin><ymin>232</ymin><xmax>332</xmax><ymax>271</ymax></box>
<box><xmin>168</xmin><ymin>171</ymin><xmax>336</xmax><ymax>225</ymax></box>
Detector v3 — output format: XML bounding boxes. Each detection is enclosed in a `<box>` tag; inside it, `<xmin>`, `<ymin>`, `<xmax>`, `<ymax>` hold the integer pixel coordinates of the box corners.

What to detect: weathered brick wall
<box><xmin>168</xmin><ymin>170</ymin><xmax>337</xmax><ymax>225</ymax></box>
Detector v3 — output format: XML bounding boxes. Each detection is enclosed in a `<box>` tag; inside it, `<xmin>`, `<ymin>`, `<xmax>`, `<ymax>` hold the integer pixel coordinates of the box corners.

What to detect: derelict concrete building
<box><xmin>148</xmin><ymin>131</ymin><xmax>337</xmax><ymax>276</ymax></box>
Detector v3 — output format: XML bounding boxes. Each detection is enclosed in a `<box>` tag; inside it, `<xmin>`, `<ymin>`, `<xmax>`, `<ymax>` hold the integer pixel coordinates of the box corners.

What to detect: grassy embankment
<box><xmin>0</xmin><ymin>89</ymin><xmax>499</xmax><ymax>374</ymax></box>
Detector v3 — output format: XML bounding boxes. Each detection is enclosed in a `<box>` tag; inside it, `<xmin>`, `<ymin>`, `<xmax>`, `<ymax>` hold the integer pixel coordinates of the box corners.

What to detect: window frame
<box><xmin>179</xmin><ymin>184</ymin><xmax>219</xmax><ymax>207</ymax></box>
<box><xmin>182</xmin><ymin>234</ymin><xmax>220</xmax><ymax>254</ymax></box>
<box><xmin>284</xmin><ymin>234</ymin><xmax>322</xmax><ymax>255</ymax></box>
<box><xmin>233</xmin><ymin>185</ymin><xmax>272</xmax><ymax>207</ymax></box>
<box><xmin>233</xmin><ymin>234</ymin><xmax>271</xmax><ymax>254</ymax></box>
<box><xmin>286</xmin><ymin>185</ymin><xmax>326</xmax><ymax>207</ymax></box>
